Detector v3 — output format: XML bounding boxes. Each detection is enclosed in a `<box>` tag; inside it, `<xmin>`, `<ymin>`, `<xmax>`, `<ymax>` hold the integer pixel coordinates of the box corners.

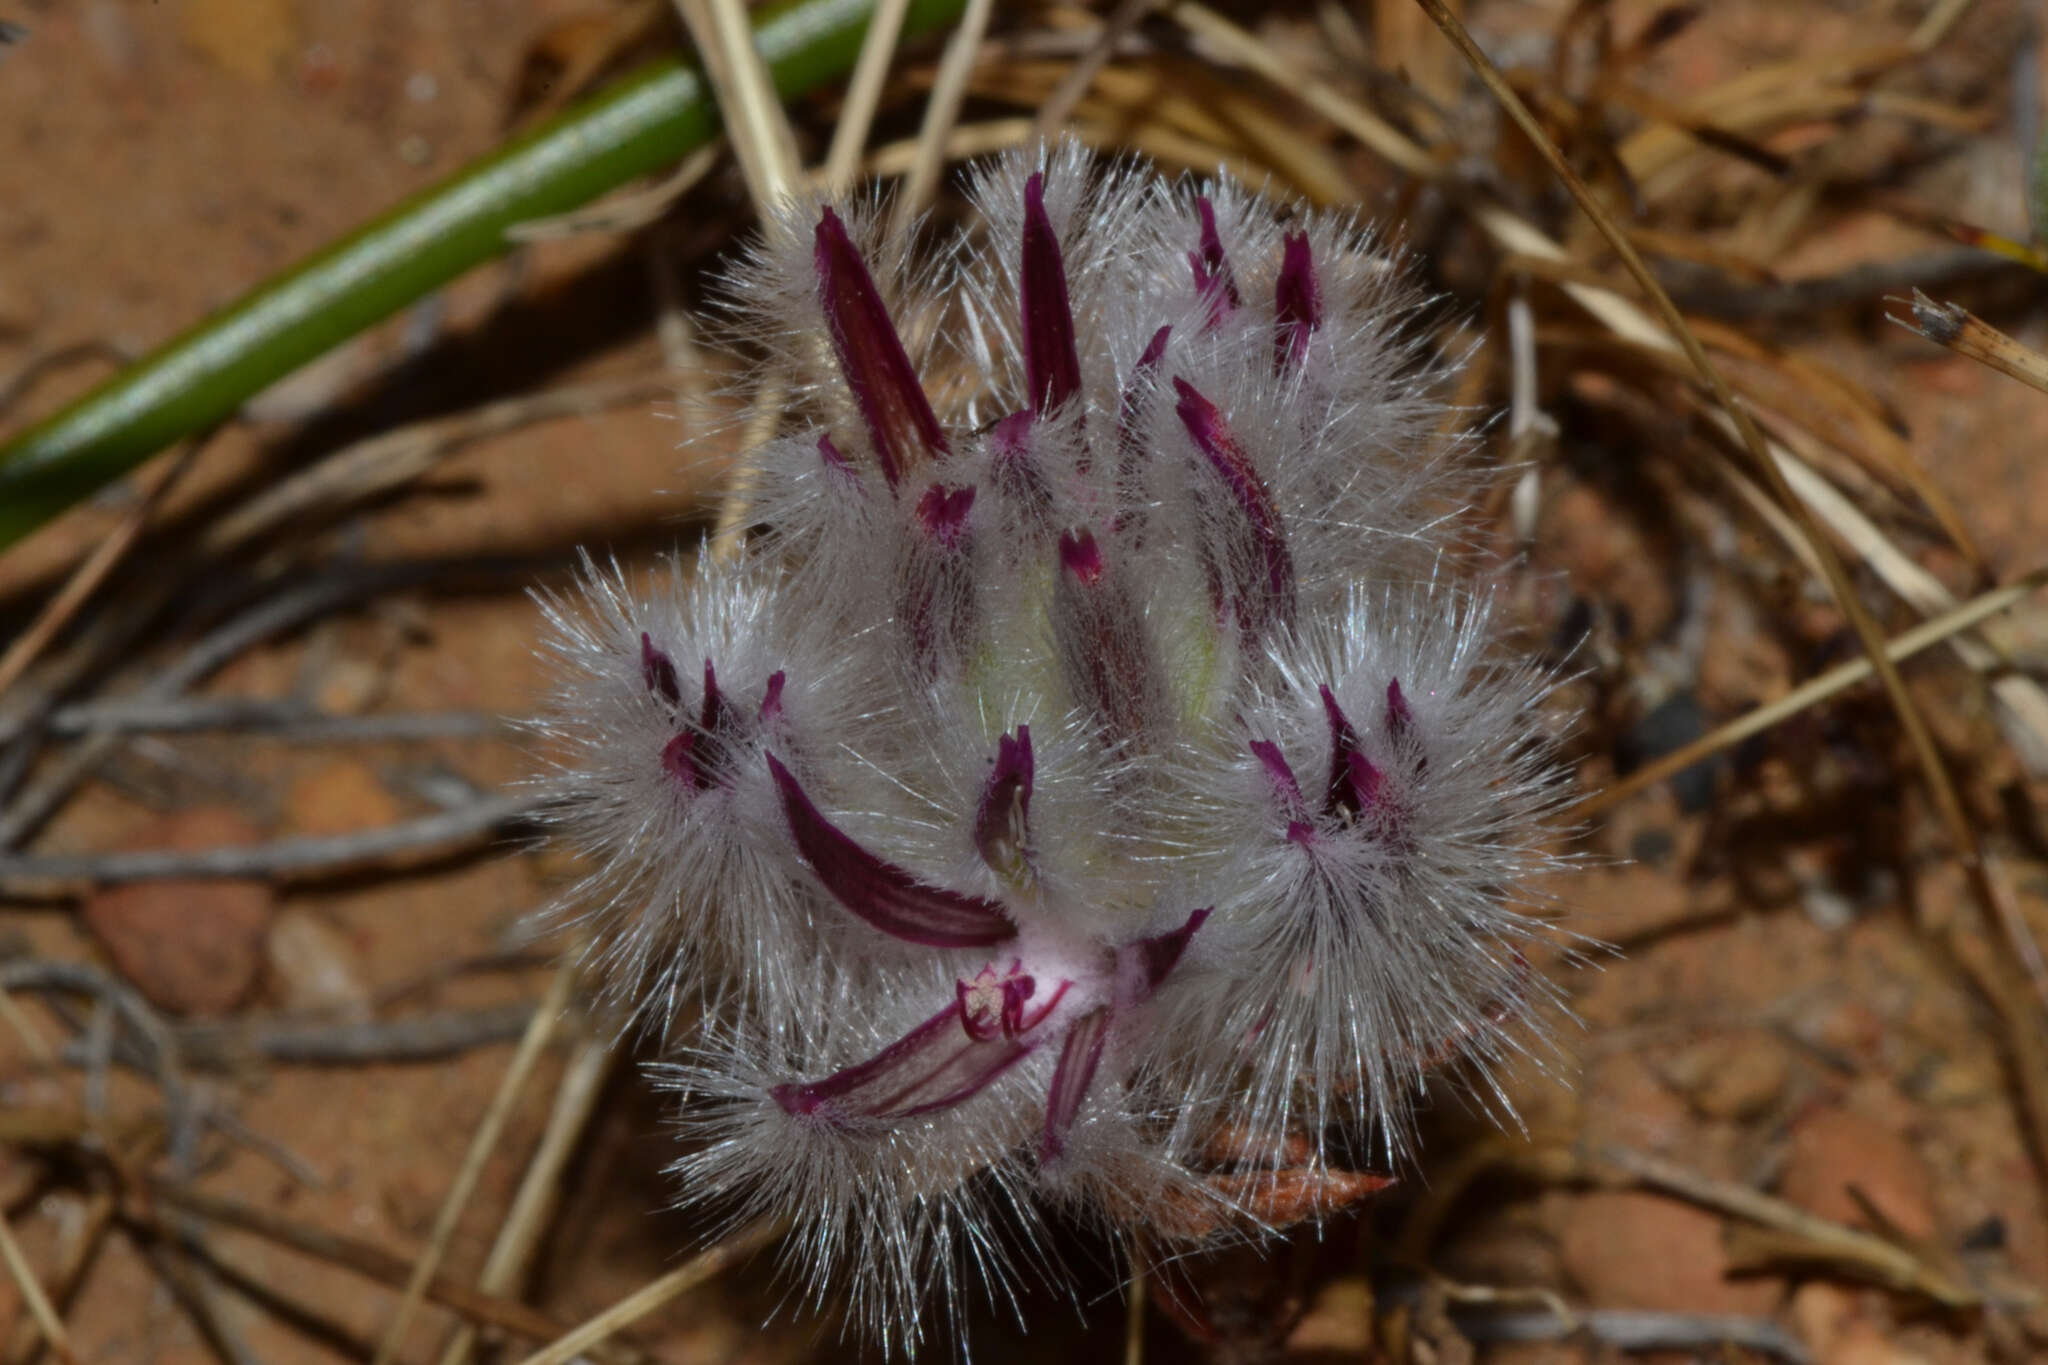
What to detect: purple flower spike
<box><xmin>1053</xmin><ymin>528</ymin><xmax>1165</xmax><ymax>742</ymax></box>
<box><xmin>973</xmin><ymin>726</ymin><xmax>1035</xmax><ymax>878</ymax></box>
<box><xmin>767</xmin><ymin>754</ymin><xmax>1017</xmax><ymax>948</ymax></box>
<box><xmin>1385</xmin><ymin>678</ymin><xmax>1426</xmax><ymax>777</ymax></box>
<box><xmin>816</xmin><ymin>433</ymin><xmax>859</xmax><ymax>485</ymax></box>
<box><xmin>661</xmin><ymin>732</ymin><xmax>700</xmax><ymax>793</ymax></box>
<box><xmin>758</xmin><ymin>671</ymin><xmax>786</xmax><ymax>724</ymax></box>
<box><xmin>915</xmin><ymin>483</ymin><xmax>977</xmax><ymax>548</ymax></box>
<box><xmin>1173</xmin><ymin>377</ymin><xmax>1295</xmax><ymax>633</ymax></box>
<box><xmin>1189</xmin><ymin>197</ymin><xmax>1240</xmax><ymax>319</ymax></box>
<box><xmin>904</xmin><ymin>483</ymin><xmax>980</xmax><ymax>675</ymax></box>
<box><xmin>1125</xmin><ymin>907</ymin><xmax>1210</xmax><ymax>998</ymax></box>
<box><xmin>641</xmin><ymin>633</ymin><xmax>680</xmax><ymax>706</ymax></box>
<box><xmin>815</xmin><ymin>207</ymin><xmax>949</xmax><ymax>487</ymax></box>
<box><xmin>772</xmin><ymin>998</ymin><xmax>1036</xmax><ymax>1126</ymax></box>
<box><xmin>1385</xmin><ymin>678</ymin><xmax>1414</xmax><ymax>737</ymax></box>
<box><xmin>1318</xmin><ymin>685</ymin><xmax>1384</xmax><ymax>822</ymax></box>
<box><xmin>1249</xmin><ymin>739</ymin><xmax>1306</xmax><ymax>819</ymax></box>
<box><xmin>1274</xmin><ymin>231</ymin><xmax>1323</xmax><ymax>373</ymax></box>
<box><xmin>698</xmin><ymin>658</ymin><xmax>727</xmax><ymax>731</ymax></box>
<box><xmin>1114</xmin><ymin>325</ymin><xmax>1171</xmax><ymax>534</ymax></box>
<box><xmin>1058</xmin><ymin>527</ymin><xmax>1104</xmax><ymax>584</ymax></box>
<box><xmin>989</xmin><ymin>411</ymin><xmax>1053</xmax><ymax>513</ymax></box>
<box><xmin>1341</xmin><ymin>750</ymin><xmax>1385</xmax><ymax>817</ymax></box>
<box><xmin>658</xmin><ymin>659</ymin><xmax>742</xmax><ymax>793</ymax></box>
<box><xmin>1021</xmin><ymin>173</ymin><xmax>1083</xmax><ymax>417</ymax></box>
<box><xmin>1040</xmin><ymin>1006</ymin><xmax>1111</xmax><ymax>1162</ymax></box>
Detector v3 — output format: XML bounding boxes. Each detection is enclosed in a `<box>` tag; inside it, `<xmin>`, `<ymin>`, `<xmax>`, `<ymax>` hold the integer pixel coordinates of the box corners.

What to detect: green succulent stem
<box><xmin>0</xmin><ymin>0</ymin><xmax>968</xmax><ymax>550</ymax></box>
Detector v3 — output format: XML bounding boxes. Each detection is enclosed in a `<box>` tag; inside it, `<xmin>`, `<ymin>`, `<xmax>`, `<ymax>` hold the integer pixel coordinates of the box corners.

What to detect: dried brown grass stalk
<box><xmin>371</xmin><ymin>963</ymin><xmax>577</xmax><ymax>1365</ymax></box>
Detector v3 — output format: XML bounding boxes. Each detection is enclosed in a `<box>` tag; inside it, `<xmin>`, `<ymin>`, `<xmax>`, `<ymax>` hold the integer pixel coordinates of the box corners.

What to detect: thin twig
<box><xmin>0</xmin><ymin>432</ymin><xmax>212</xmax><ymax>698</ymax></box>
<box><xmin>0</xmin><ymin>341</ymin><xmax>130</xmax><ymax>419</ymax></box>
<box><xmin>0</xmin><ymin>960</ymin><xmax>194</xmax><ymax>1162</ymax></box>
<box><xmin>2</xmin><ymin>1188</ymin><xmax>114</xmax><ymax>1365</ymax></box>
<box><xmin>1668</xmin><ymin>249</ymin><xmax>2017</xmax><ymax>321</ymax></box>
<box><xmin>1450</xmin><ymin>1304</ymin><xmax>1810</xmax><ymax>1363</ymax></box>
<box><xmin>1035</xmin><ymin>0</ymin><xmax>1156</xmax><ymax>140</ymax></box>
<box><xmin>1574</xmin><ymin>567</ymin><xmax>2048</xmax><ymax>819</ymax></box>
<box><xmin>0</xmin><ymin>979</ymin><xmax>56</xmax><ymax>1067</ymax></box>
<box><xmin>509</xmin><ymin>1215</ymin><xmax>789</xmax><ymax>1365</ymax></box>
<box><xmin>131</xmin><ymin>1226</ymin><xmax>261</xmax><ymax>1365</ymax></box>
<box><xmin>39</xmin><ymin>698</ymin><xmax>499</xmax><ymax>743</ymax></box>
<box><xmin>0</xmin><ymin>563</ymin><xmax>449</xmax><ymax>848</ymax></box>
<box><xmin>0</xmin><ymin>792</ymin><xmax>545</xmax><ymax>897</ymax></box>
<box><xmin>371</xmin><ymin>963</ymin><xmax>576</xmax><ymax>1365</ymax></box>
<box><xmin>1598</xmin><ymin>1145</ymin><xmax>1980</xmax><ymax>1308</ymax></box>
<box><xmin>506</xmin><ymin>144</ymin><xmax>724</xmax><ymax>242</ymax></box>
<box><xmin>198</xmin><ymin>373</ymin><xmax>672</xmax><ymax>556</ymax></box>
<box><xmin>892</xmin><ymin>0</ymin><xmax>998</xmax><ymax>230</ymax></box>
<box><xmin>864</xmin><ymin>117</ymin><xmax>1038</xmax><ymax>175</ymax></box>
<box><xmin>162</xmin><ymin>1227</ymin><xmax>380</xmax><ymax>1364</ymax></box>
<box><xmin>154</xmin><ymin>1002</ymin><xmax>539</xmax><ymax>1071</ymax></box>
<box><xmin>0</xmin><ymin>1213</ymin><xmax>78</xmax><ymax>1365</ymax></box>
<box><xmin>149</xmin><ymin>1181</ymin><xmax>591</xmax><ymax>1348</ymax></box>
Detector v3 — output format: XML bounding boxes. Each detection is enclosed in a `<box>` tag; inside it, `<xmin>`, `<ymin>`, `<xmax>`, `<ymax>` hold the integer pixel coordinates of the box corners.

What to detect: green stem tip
<box><xmin>0</xmin><ymin>0</ymin><xmax>968</xmax><ymax>551</ymax></box>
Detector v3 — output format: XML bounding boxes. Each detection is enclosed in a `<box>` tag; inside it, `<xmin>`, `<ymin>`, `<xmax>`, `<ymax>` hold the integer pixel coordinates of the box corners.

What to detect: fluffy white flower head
<box><xmin>533</xmin><ymin>142</ymin><xmax>1570</xmax><ymax>1354</ymax></box>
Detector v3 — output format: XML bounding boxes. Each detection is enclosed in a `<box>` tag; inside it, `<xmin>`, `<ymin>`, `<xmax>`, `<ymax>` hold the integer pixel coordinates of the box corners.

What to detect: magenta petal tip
<box><xmin>640</xmin><ymin>634</ymin><xmax>680</xmax><ymax>706</ymax></box>
<box><xmin>766</xmin><ymin>753</ymin><xmax>1017</xmax><ymax>948</ymax></box>
<box><xmin>814</xmin><ymin>207</ymin><xmax>949</xmax><ymax>486</ymax></box>
<box><xmin>1021</xmin><ymin>172</ymin><xmax>1083</xmax><ymax>417</ymax></box>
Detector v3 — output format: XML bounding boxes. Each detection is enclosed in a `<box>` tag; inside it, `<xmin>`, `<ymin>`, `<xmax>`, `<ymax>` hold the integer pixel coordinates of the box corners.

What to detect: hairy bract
<box><xmin>531</xmin><ymin>143</ymin><xmax>1570</xmax><ymax>1354</ymax></box>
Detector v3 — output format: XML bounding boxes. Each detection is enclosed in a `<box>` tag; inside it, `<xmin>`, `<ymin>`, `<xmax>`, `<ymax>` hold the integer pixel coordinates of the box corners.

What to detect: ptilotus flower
<box><xmin>533</xmin><ymin>142</ymin><xmax>1569</xmax><ymax>1353</ymax></box>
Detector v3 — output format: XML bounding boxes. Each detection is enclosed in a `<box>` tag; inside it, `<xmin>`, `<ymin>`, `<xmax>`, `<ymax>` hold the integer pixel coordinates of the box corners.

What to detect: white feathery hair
<box><xmin>527</xmin><ymin>140</ymin><xmax>1573</xmax><ymax>1353</ymax></box>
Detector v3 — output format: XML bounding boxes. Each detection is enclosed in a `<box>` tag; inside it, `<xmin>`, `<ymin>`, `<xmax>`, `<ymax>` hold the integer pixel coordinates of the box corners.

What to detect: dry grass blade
<box><xmin>671</xmin><ymin>0</ymin><xmax>800</xmax><ymax>207</ymax></box>
<box><xmin>1410</xmin><ymin>0</ymin><xmax>2026</xmax><ymax>1035</ymax></box>
<box><xmin>1894</xmin><ymin>290</ymin><xmax>2048</xmax><ymax>398</ymax></box>
<box><xmin>1414</xmin><ymin>0</ymin><xmax>2048</xmax><ymax>1192</ymax></box>
<box><xmin>1171</xmin><ymin>3</ymin><xmax>1438</xmax><ymax>180</ymax></box>
<box><xmin>509</xmin><ymin>1215</ymin><xmax>789</xmax><ymax>1365</ymax></box>
<box><xmin>1124</xmin><ymin>1253</ymin><xmax>1146</xmax><ymax>1365</ymax></box>
<box><xmin>0</xmin><ymin>1212</ymin><xmax>77</xmax><ymax>1365</ymax></box>
<box><xmin>709</xmin><ymin>370</ymin><xmax>788</xmax><ymax>561</ymax></box>
<box><xmin>865</xmin><ymin>117</ymin><xmax>1038</xmax><ymax>176</ymax></box>
<box><xmin>1613</xmin><ymin>42</ymin><xmax>1916</xmax><ymax>187</ymax></box>
<box><xmin>1034</xmin><ymin>0</ymin><xmax>1155</xmax><ymax>139</ymax></box>
<box><xmin>891</xmin><ymin>0</ymin><xmax>998</xmax><ymax>230</ymax></box>
<box><xmin>1573</xmin><ymin>571</ymin><xmax>2048</xmax><ymax>820</ymax></box>
<box><xmin>822</xmin><ymin>0</ymin><xmax>915</xmax><ymax>191</ymax></box>
<box><xmin>437</xmin><ymin>1034</ymin><xmax>620</xmax><ymax>1365</ymax></box>
<box><xmin>149</xmin><ymin>1181</ymin><xmax>594</xmax><ymax>1347</ymax></box>
<box><xmin>0</xmin><ymin>982</ymin><xmax>55</xmax><ymax>1068</ymax></box>
<box><xmin>2</xmin><ymin>1189</ymin><xmax>113</xmax><ymax>1365</ymax></box>
<box><xmin>370</xmin><ymin>962</ymin><xmax>577</xmax><ymax>1365</ymax></box>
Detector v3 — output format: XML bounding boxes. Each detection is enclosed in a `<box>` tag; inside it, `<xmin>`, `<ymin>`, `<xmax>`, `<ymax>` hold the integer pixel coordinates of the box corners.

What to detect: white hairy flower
<box><xmin>532</xmin><ymin>142</ymin><xmax>1570</xmax><ymax>1354</ymax></box>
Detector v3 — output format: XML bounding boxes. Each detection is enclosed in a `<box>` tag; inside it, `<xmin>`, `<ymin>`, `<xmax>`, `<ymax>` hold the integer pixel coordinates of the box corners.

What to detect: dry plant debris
<box><xmin>2</xmin><ymin>0</ymin><xmax>2048</xmax><ymax>1362</ymax></box>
